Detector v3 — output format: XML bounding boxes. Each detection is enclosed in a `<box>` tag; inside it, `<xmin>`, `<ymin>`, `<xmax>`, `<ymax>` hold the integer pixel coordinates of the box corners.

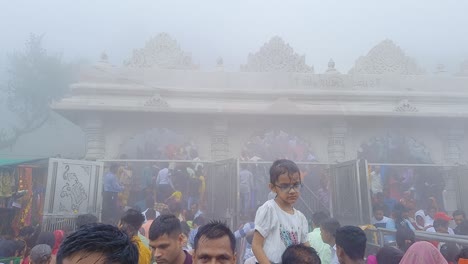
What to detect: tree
<box><xmin>0</xmin><ymin>34</ymin><xmax>73</xmax><ymax>149</ymax></box>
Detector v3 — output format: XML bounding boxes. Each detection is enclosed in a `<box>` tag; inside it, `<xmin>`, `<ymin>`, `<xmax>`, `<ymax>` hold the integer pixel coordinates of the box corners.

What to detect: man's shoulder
<box><xmin>184</xmin><ymin>250</ymin><xmax>193</xmax><ymax>264</ymax></box>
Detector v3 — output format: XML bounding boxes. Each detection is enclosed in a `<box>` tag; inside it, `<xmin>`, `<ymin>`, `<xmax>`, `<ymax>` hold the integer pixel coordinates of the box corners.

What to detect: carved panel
<box><xmin>143</xmin><ymin>94</ymin><xmax>169</xmax><ymax>108</ymax></box>
<box><xmin>241</xmin><ymin>36</ymin><xmax>313</xmax><ymax>73</ymax></box>
<box><xmin>349</xmin><ymin>39</ymin><xmax>424</xmax><ymax>75</ymax></box>
<box><xmin>125</xmin><ymin>33</ymin><xmax>196</xmax><ymax>69</ymax></box>
<box><xmin>394</xmin><ymin>99</ymin><xmax>418</xmax><ymax>113</ymax></box>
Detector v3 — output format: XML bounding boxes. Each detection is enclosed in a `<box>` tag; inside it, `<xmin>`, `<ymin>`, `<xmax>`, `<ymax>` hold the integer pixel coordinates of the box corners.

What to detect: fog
<box><xmin>1</xmin><ymin>1</ymin><xmax>468</xmax><ymax>252</ymax></box>
<box><xmin>1</xmin><ymin>0</ymin><xmax>468</xmax><ymax>72</ymax></box>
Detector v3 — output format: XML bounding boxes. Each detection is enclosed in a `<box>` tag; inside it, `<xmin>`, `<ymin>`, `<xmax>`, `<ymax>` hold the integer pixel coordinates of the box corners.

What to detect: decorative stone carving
<box><xmin>325</xmin><ymin>59</ymin><xmax>340</xmax><ymax>74</ymax></box>
<box><xmin>125</xmin><ymin>33</ymin><xmax>196</xmax><ymax>69</ymax></box>
<box><xmin>211</xmin><ymin>119</ymin><xmax>229</xmax><ymax>160</ymax></box>
<box><xmin>443</xmin><ymin>126</ymin><xmax>464</xmax><ymax>164</ymax></box>
<box><xmin>143</xmin><ymin>94</ymin><xmax>169</xmax><ymax>108</ymax></box>
<box><xmin>83</xmin><ymin>117</ymin><xmax>105</xmax><ymax>160</ymax></box>
<box><xmin>394</xmin><ymin>99</ymin><xmax>418</xmax><ymax>112</ymax></box>
<box><xmin>241</xmin><ymin>36</ymin><xmax>314</xmax><ymax>73</ymax></box>
<box><xmin>457</xmin><ymin>59</ymin><xmax>468</xmax><ymax>76</ymax></box>
<box><xmin>328</xmin><ymin>121</ymin><xmax>347</xmax><ymax>162</ymax></box>
<box><xmin>349</xmin><ymin>39</ymin><xmax>424</xmax><ymax>75</ymax></box>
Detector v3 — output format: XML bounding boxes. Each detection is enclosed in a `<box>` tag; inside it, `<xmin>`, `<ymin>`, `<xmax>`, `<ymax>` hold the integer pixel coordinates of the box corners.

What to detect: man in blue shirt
<box><xmin>102</xmin><ymin>163</ymin><xmax>124</xmax><ymax>224</ymax></box>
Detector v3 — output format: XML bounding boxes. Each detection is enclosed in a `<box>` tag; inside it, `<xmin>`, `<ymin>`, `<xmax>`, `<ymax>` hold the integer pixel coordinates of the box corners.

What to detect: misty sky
<box><xmin>1</xmin><ymin>0</ymin><xmax>468</xmax><ymax>158</ymax></box>
<box><xmin>1</xmin><ymin>0</ymin><xmax>468</xmax><ymax>73</ymax></box>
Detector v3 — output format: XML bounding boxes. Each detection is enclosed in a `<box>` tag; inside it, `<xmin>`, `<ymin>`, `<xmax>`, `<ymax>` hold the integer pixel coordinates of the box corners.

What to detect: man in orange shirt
<box><xmin>141</xmin><ymin>209</ymin><xmax>157</xmax><ymax>239</ymax></box>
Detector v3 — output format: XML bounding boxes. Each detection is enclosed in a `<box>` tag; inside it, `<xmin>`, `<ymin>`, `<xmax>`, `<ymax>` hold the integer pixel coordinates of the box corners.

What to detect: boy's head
<box><xmin>453</xmin><ymin>210</ymin><xmax>466</xmax><ymax>226</ymax></box>
<box><xmin>335</xmin><ymin>226</ymin><xmax>367</xmax><ymax>263</ymax></box>
<box><xmin>373</xmin><ymin>204</ymin><xmax>385</xmax><ymax>221</ymax></box>
<box><xmin>119</xmin><ymin>209</ymin><xmax>145</xmax><ymax>237</ymax></box>
<box><xmin>433</xmin><ymin>218</ymin><xmax>450</xmax><ymax>234</ymax></box>
<box><xmin>56</xmin><ymin>224</ymin><xmax>138</xmax><ymax>264</ymax></box>
<box><xmin>396</xmin><ymin>227</ymin><xmax>415</xmax><ymax>252</ymax></box>
<box><xmin>311</xmin><ymin>211</ymin><xmax>330</xmax><ymax>229</ymax></box>
<box><xmin>320</xmin><ymin>218</ymin><xmax>340</xmax><ymax>246</ymax></box>
<box><xmin>76</xmin><ymin>214</ymin><xmax>98</xmax><ymax>229</ymax></box>
<box><xmin>269</xmin><ymin>159</ymin><xmax>302</xmax><ymax>205</ymax></box>
<box><xmin>281</xmin><ymin>244</ymin><xmax>321</xmax><ymax>264</ymax></box>
<box><xmin>146</xmin><ymin>209</ymin><xmax>157</xmax><ymax>220</ymax></box>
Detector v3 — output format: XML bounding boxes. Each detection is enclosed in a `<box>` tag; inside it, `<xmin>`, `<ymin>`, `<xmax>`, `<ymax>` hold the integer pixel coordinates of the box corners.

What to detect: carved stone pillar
<box><xmin>328</xmin><ymin>121</ymin><xmax>347</xmax><ymax>163</ymax></box>
<box><xmin>211</xmin><ymin>119</ymin><xmax>229</xmax><ymax>160</ymax></box>
<box><xmin>442</xmin><ymin>125</ymin><xmax>464</xmax><ymax>212</ymax></box>
<box><xmin>83</xmin><ymin>117</ymin><xmax>105</xmax><ymax>160</ymax></box>
<box><xmin>443</xmin><ymin>126</ymin><xmax>464</xmax><ymax>164</ymax></box>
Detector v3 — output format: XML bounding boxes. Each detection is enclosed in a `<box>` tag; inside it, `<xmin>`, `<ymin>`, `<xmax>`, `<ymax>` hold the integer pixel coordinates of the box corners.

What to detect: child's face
<box><xmin>270</xmin><ymin>172</ymin><xmax>301</xmax><ymax>206</ymax></box>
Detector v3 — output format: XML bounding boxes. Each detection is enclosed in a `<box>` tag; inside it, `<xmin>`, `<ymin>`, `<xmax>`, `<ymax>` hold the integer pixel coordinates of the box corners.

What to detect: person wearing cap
<box><xmin>426</xmin><ymin>212</ymin><xmax>455</xmax><ymax>235</ymax></box>
<box><xmin>30</xmin><ymin>244</ymin><xmax>52</xmax><ymax>264</ymax></box>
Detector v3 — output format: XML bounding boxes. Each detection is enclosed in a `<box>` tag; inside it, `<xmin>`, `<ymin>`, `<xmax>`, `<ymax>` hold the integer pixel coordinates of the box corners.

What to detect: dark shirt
<box><xmin>184</xmin><ymin>250</ymin><xmax>193</xmax><ymax>264</ymax></box>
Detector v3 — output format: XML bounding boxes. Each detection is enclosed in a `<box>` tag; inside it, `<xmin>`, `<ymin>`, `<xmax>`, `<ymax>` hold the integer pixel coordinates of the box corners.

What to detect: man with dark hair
<box><xmin>76</xmin><ymin>213</ymin><xmax>98</xmax><ymax>229</ymax></box>
<box><xmin>320</xmin><ymin>218</ymin><xmax>341</xmax><ymax>264</ymax></box>
<box><xmin>335</xmin><ymin>226</ymin><xmax>366</xmax><ymax>264</ymax></box>
<box><xmin>192</xmin><ymin>220</ymin><xmax>236</xmax><ymax>264</ymax></box>
<box><xmin>120</xmin><ymin>209</ymin><xmax>151</xmax><ymax>264</ymax></box>
<box><xmin>281</xmin><ymin>244</ymin><xmax>321</xmax><ymax>264</ymax></box>
<box><xmin>149</xmin><ymin>214</ymin><xmax>192</xmax><ymax>264</ymax></box>
<box><xmin>56</xmin><ymin>223</ymin><xmax>138</xmax><ymax>264</ymax></box>
<box><xmin>308</xmin><ymin>211</ymin><xmax>331</xmax><ymax>264</ymax></box>
<box><xmin>453</xmin><ymin>210</ymin><xmax>466</xmax><ymax>235</ymax></box>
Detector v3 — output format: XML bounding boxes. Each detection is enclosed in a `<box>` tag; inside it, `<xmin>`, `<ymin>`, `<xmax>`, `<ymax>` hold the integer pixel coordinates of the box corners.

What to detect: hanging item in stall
<box><xmin>15</xmin><ymin>167</ymin><xmax>33</xmax><ymax>229</ymax></box>
<box><xmin>0</xmin><ymin>168</ymin><xmax>14</xmax><ymax>197</ymax></box>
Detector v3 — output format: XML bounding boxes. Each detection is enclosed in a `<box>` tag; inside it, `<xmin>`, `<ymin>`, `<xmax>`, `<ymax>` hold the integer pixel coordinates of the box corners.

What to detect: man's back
<box><xmin>308</xmin><ymin>228</ymin><xmax>331</xmax><ymax>264</ymax></box>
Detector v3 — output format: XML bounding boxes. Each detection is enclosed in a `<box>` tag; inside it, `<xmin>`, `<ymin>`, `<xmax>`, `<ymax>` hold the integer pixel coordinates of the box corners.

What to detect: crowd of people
<box><xmin>2</xmin><ymin>158</ymin><xmax>468</xmax><ymax>264</ymax></box>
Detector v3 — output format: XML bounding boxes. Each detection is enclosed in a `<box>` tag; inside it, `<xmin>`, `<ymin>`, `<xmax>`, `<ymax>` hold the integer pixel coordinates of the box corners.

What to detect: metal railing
<box><xmin>367</xmin><ymin>227</ymin><xmax>468</xmax><ymax>249</ymax></box>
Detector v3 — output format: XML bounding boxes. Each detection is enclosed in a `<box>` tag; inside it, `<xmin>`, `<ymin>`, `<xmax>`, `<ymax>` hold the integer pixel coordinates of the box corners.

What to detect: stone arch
<box><xmin>119</xmin><ymin>127</ymin><xmax>199</xmax><ymax>160</ymax></box>
<box><xmin>241</xmin><ymin>129</ymin><xmax>317</xmax><ymax>162</ymax></box>
<box><xmin>358</xmin><ymin>134</ymin><xmax>433</xmax><ymax>164</ymax></box>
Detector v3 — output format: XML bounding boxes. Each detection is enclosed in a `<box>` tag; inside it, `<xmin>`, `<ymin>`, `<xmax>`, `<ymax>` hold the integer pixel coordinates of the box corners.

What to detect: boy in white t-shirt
<box><xmin>252</xmin><ymin>159</ymin><xmax>310</xmax><ymax>264</ymax></box>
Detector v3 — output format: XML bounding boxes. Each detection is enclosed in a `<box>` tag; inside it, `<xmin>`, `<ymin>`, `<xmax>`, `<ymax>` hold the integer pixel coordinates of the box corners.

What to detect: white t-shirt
<box><xmin>254</xmin><ymin>199</ymin><xmax>308</xmax><ymax>263</ymax></box>
<box><xmin>371</xmin><ymin>216</ymin><xmax>392</xmax><ymax>228</ymax></box>
<box><xmin>331</xmin><ymin>244</ymin><xmax>339</xmax><ymax>264</ymax></box>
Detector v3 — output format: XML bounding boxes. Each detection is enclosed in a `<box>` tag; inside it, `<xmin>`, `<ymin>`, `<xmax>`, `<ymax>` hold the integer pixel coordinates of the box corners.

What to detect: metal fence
<box><xmin>365</xmin><ymin>227</ymin><xmax>468</xmax><ymax>256</ymax></box>
<box><xmin>330</xmin><ymin>160</ymin><xmax>467</xmax><ymax>226</ymax></box>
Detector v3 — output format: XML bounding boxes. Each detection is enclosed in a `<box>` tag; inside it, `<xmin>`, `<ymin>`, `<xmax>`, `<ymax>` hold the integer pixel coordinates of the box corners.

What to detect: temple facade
<box><xmin>52</xmin><ymin>34</ymin><xmax>468</xmax><ymax>166</ymax></box>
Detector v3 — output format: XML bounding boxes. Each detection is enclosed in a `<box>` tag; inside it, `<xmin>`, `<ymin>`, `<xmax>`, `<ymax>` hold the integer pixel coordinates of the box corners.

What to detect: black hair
<box><xmin>376</xmin><ymin>246</ymin><xmax>404</xmax><ymax>264</ymax></box>
<box><xmin>281</xmin><ymin>244</ymin><xmax>321</xmax><ymax>264</ymax></box>
<box><xmin>109</xmin><ymin>163</ymin><xmax>119</xmax><ymax>174</ymax></box>
<box><xmin>146</xmin><ymin>209</ymin><xmax>157</xmax><ymax>220</ymax></box>
<box><xmin>269</xmin><ymin>159</ymin><xmax>300</xmax><ymax>184</ymax></box>
<box><xmin>311</xmin><ymin>211</ymin><xmax>329</xmax><ymax>227</ymax></box>
<box><xmin>458</xmin><ymin>247</ymin><xmax>468</xmax><ymax>261</ymax></box>
<box><xmin>335</xmin><ymin>226</ymin><xmax>367</xmax><ymax>260</ymax></box>
<box><xmin>458</xmin><ymin>220</ymin><xmax>468</xmax><ymax>235</ymax></box>
<box><xmin>0</xmin><ymin>240</ymin><xmax>17</xmax><ymax>258</ymax></box>
<box><xmin>19</xmin><ymin>226</ymin><xmax>35</xmax><ymax>237</ymax></box>
<box><xmin>194</xmin><ymin>220</ymin><xmax>236</xmax><ymax>253</ymax></box>
<box><xmin>320</xmin><ymin>218</ymin><xmax>340</xmax><ymax>238</ymax></box>
<box><xmin>373</xmin><ymin>204</ymin><xmax>386</xmax><ymax>214</ymax></box>
<box><xmin>120</xmin><ymin>209</ymin><xmax>146</xmax><ymax>237</ymax></box>
<box><xmin>453</xmin><ymin>210</ymin><xmax>466</xmax><ymax>219</ymax></box>
<box><xmin>149</xmin><ymin>214</ymin><xmax>182</xmax><ymax>241</ymax></box>
<box><xmin>36</xmin><ymin>232</ymin><xmax>55</xmax><ymax>248</ymax></box>
<box><xmin>193</xmin><ymin>216</ymin><xmax>207</xmax><ymax>227</ymax></box>
<box><xmin>433</xmin><ymin>218</ymin><xmax>449</xmax><ymax>229</ymax></box>
<box><xmin>56</xmin><ymin>223</ymin><xmax>138</xmax><ymax>264</ymax></box>
<box><xmin>440</xmin><ymin>242</ymin><xmax>460</xmax><ymax>263</ymax></box>
<box><xmin>76</xmin><ymin>214</ymin><xmax>98</xmax><ymax>228</ymax></box>
<box><xmin>396</xmin><ymin>227</ymin><xmax>415</xmax><ymax>252</ymax></box>
<box><xmin>180</xmin><ymin>221</ymin><xmax>191</xmax><ymax>236</ymax></box>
